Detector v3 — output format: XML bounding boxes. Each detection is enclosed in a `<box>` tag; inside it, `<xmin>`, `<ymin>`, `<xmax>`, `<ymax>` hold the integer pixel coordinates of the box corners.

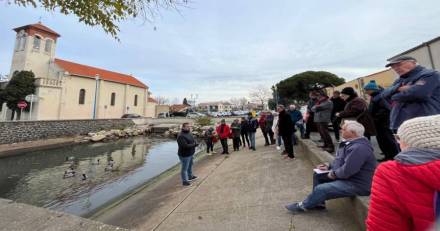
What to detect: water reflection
<box><xmin>0</xmin><ymin>137</ymin><xmax>185</xmax><ymax>216</ymax></box>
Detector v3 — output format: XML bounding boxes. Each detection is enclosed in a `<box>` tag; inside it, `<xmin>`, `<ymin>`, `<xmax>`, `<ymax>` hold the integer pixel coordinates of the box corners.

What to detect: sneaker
<box><xmin>212</xmin><ymin>151</ymin><xmax>217</xmax><ymax>154</ymax></box>
<box><xmin>285</xmin><ymin>202</ymin><xmax>306</xmax><ymax>213</ymax></box>
<box><xmin>182</xmin><ymin>181</ymin><xmax>191</xmax><ymax>186</ymax></box>
<box><xmin>188</xmin><ymin>176</ymin><xmax>198</xmax><ymax>181</ymax></box>
<box><xmin>276</xmin><ymin>146</ymin><xmax>281</xmax><ymax>151</ymax></box>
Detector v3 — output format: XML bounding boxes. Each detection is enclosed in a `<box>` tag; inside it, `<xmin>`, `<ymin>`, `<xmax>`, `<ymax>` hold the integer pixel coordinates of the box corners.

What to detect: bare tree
<box><xmin>229</xmin><ymin>98</ymin><xmax>240</xmax><ymax>110</ymax></box>
<box><xmin>154</xmin><ymin>96</ymin><xmax>169</xmax><ymax>105</ymax></box>
<box><xmin>238</xmin><ymin>97</ymin><xmax>249</xmax><ymax>110</ymax></box>
<box><xmin>249</xmin><ymin>85</ymin><xmax>271</xmax><ymax>110</ymax></box>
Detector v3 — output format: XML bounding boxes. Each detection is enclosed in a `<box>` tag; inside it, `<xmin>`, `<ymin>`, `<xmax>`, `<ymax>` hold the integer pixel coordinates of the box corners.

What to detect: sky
<box><xmin>1</xmin><ymin>0</ymin><xmax>440</xmax><ymax>103</ymax></box>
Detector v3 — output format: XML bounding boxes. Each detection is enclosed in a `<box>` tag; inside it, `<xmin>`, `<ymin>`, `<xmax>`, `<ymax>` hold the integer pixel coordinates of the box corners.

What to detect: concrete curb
<box><xmin>0</xmin><ymin>198</ymin><xmax>127</xmax><ymax>231</ymax></box>
<box><xmin>297</xmin><ymin>139</ymin><xmax>369</xmax><ymax>230</ymax></box>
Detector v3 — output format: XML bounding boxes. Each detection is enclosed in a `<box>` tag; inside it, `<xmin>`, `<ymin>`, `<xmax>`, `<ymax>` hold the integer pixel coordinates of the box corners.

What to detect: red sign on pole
<box><xmin>17</xmin><ymin>101</ymin><xmax>28</xmax><ymax>109</ymax></box>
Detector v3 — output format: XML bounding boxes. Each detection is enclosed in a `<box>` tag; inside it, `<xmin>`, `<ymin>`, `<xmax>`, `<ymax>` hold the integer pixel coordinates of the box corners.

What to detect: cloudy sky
<box><xmin>1</xmin><ymin>0</ymin><xmax>440</xmax><ymax>103</ymax></box>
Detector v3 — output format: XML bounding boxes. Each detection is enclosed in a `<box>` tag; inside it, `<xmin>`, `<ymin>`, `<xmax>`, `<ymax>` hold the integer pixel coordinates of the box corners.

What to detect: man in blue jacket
<box><xmin>285</xmin><ymin>120</ymin><xmax>377</xmax><ymax>212</ymax></box>
<box><xmin>382</xmin><ymin>56</ymin><xmax>440</xmax><ymax>132</ymax></box>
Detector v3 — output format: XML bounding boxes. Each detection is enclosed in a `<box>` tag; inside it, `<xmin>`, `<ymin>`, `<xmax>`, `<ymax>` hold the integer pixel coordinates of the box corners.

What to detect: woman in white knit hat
<box><xmin>366</xmin><ymin>115</ymin><xmax>440</xmax><ymax>231</ymax></box>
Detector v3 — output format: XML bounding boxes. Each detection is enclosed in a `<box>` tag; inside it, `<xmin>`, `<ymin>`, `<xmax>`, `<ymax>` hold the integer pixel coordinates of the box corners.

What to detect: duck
<box><xmin>91</xmin><ymin>159</ymin><xmax>100</xmax><ymax>165</ymax></box>
<box><xmin>65</xmin><ymin>156</ymin><xmax>75</xmax><ymax>161</ymax></box>
<box><xmin>105</xmin><ymin>159</ymin><xmax>114</xmax><ymax>171</ymax></box>
<box><xmin>63</xmin><ymin>168</ymin><xmax>76</xmax><ymax>178</ymax></box>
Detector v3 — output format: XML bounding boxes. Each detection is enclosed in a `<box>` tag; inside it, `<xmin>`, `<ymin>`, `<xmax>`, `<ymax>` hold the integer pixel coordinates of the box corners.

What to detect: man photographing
<box><xmin>177</xmin><ymin>123</ymin><xmax>198</xmax><ymax>186</ymax></box>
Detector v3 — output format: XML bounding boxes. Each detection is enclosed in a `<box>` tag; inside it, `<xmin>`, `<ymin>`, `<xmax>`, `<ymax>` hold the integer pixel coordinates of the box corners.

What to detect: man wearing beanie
<box><xmin>382</xmin><ymin>56</ymin><xmax>440</xmax><ymax>132</ymax></box>
<box><xmin>367</xmin><ymin>115</ymin><xmax>440</xmax><ymax>231</ymax></box>
<box><xmin>364</xmin><ymin>80</ymin><xmax>399</xmax><ymax>161</ymax></box>
<box><xmin>336</xmin><ymin>87</ymin><xmax>376</xmax><ymax>138</ymax></box>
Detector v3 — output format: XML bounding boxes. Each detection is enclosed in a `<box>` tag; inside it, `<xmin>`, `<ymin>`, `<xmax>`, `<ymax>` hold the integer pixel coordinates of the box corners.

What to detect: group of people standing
<box><xmin>305</xmin><ymin>80</ymin><xmax>398</xmax><ymax>161</ymax></box>
<box><xmin>285</xmin><ymin>56</ymin><xmax>440</xmax><ymax>231</ymax></box>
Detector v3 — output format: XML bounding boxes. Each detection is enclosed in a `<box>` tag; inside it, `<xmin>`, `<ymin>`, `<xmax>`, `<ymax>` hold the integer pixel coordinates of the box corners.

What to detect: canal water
<box><xmin>0</xmin><ymin>137</ymin><xmax>194</xmax><ymax>217</ymax></box>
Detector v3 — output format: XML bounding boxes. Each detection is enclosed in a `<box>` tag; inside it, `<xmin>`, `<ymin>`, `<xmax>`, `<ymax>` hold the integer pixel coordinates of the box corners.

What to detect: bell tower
<box><xmin>10</xmin><ymin>22</ymin><xmax>60</xmax><ymax>79</ymax></box>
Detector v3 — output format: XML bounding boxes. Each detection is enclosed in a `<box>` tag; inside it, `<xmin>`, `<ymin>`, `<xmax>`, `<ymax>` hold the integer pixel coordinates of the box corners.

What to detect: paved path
<box><xmin>97</xmin><ymin>134</ymin><xmax>359</xmax><ymax>231</ymax></box>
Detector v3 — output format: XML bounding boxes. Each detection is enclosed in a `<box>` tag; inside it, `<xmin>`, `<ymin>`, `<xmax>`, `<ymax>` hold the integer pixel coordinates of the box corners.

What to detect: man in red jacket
<box><xmin>367</xmin><ymin>115</ymin><xmax>440</xmax><ymax>231</ymax></box>
<box><xmin>216</xmin><ymin>119</ymin><xmax>231</xmax><ymax>155</ymax></box>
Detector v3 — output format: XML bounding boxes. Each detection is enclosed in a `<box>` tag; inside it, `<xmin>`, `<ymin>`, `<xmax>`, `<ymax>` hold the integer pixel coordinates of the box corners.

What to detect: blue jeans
<box><xmin>179</xmin><ymin>155</ymin><xmax>193</xmax><ymax>183</ymax></box>
<box><xmin>277</xmin><ymin>135</ymin><xmax>283</xmax><ymax>146</ymax></box>
<box><xmin>248</xmin><ymin>132</ymin><xmax>256</xmax><ymax>149</ymax></box>
<box><xmin>302</xmin><ymin>173</ymin><xmax>358</xmax><ymax>209</ymax></box>
<box><xmin>296</xmin><ymin>123</ymin><xmax>305</xmax><ymax>138</ymax></box>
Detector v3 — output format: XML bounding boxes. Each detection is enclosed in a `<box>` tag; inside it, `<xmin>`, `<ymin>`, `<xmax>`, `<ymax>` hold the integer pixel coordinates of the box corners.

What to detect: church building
<box><xmin>1</xmin><ymin>22</ymin><xmax>157</xmax><ymax>120</ymax></box>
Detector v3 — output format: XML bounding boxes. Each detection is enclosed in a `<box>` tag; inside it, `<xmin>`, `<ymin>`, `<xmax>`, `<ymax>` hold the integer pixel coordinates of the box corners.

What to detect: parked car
<box><xmin>208</xmin><ymin>112</ymin><xmax>219</xmax><ymax>117</ymax></box>
<box><xmin>157</xmin><ymin>112</ymin><xmax>169</xmax><ymax>118</ymax></box>
<box><xmin>187</xmin><ymin>112</ymin><xmax>205</xmax><ymax>118</ymax></box>
<box><xmin>170</xmin><ymin>112</ymin><xmax>187</xmax><ymax>117</ymax></box>
<box><xmin>121</xmin><ymin>113</ymin><xmax>142</xmax><ymax>118</ymax></box>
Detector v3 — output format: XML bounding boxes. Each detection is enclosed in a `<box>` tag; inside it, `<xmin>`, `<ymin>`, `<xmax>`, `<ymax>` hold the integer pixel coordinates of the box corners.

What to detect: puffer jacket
<box><xmin>366</xmin><ymin>148</ymin><xmax>440</xmax><ymax>231</ymax></box>
<box><xmin>216</xmin><ymin>124</ymin><xmax>230</xmax><ymax>140</ymax></box>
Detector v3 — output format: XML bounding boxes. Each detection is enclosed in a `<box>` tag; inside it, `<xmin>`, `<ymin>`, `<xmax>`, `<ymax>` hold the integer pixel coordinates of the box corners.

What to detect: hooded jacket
<box><xmin>330</xmin><ymin>137</ymin><xmax>377</xmax><ymax>194</ymax></box>
<box><xmin>381</xmin><ymin>65</ymin><xmax>440</xmax><ymax>130</ymax></box>
<box><xmin>366</xmin><ymin>148</ymin><xmax>440</xmax><ymax>231</ymax></box>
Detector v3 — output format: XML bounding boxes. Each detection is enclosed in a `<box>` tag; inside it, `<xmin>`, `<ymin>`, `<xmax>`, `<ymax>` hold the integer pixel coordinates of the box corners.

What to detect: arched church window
<box><xmin>45</xmin><ymin>39</ymin><xmax>52</xmax><ymax>53</ymax></box>
<box><xmin>134</xmin><ymin>95</ymin><xmax>138</xmax><ymax>106</ymax></box>
<box><xmin>79</xmin><ymin>89</ymin><xmax>86</xmax><ymax>105</ymax></box>
<box><xmin>33</xmin><ymin>35</ymin><xmax>41</xmax><ymax>50</ymax></box>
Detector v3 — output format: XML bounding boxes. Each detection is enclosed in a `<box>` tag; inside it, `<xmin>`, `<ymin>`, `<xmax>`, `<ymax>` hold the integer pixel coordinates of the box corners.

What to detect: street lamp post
<box><xmin>92</xmin><ymin>74</ymin><xmax>100</xmax><ymax>119</ymax></box>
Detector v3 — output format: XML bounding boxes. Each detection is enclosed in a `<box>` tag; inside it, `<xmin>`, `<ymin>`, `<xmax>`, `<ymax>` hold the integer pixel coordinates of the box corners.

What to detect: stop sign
<box><xmin>17</xmin><ymin>101</ymin><xmax>27</xmax><ymax>109</ymax></box>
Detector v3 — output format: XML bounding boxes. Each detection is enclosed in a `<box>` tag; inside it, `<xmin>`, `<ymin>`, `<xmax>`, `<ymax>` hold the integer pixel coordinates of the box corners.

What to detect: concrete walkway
<box><xmin>97</xmin><ymin>134</ymin><xmax>359</xmax><ymax>231</ymax></box>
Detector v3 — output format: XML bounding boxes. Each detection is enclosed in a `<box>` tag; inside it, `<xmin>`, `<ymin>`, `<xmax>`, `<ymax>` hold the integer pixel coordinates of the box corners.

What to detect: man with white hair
<box><xmin>286</xmin><ymin>120</ymin><xmax>377</xmax><ymax>212</ymax></box>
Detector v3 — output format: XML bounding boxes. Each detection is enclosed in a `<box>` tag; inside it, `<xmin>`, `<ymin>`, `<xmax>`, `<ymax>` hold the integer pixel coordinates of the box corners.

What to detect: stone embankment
<box><xmin>0</xmin><ymin>119</ymin><xmax>135</xmax><ymax>144</ymax></box>
<box><xmin>81</xmin><ymin>126</ymin><xmax>153</xmax><ymax>143</ymax></box>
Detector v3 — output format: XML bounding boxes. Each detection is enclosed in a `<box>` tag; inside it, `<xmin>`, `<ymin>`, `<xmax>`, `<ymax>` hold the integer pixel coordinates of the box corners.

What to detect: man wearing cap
<box><xmin>382</xmin><ymin>56</ymin><xmax>440</xmax><ymax>132</ymax></box>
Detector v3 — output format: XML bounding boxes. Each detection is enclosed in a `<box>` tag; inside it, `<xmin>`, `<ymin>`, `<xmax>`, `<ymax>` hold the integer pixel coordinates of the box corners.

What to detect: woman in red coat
<box><xmin>216</xmin><ymin>119</ymin><xmax>231</xmax><ymax>155</ymax></box>
<box><xmin>366</xmin><ymin>115</ymin><xmax>440</xmax><ymax>231</ymax></box>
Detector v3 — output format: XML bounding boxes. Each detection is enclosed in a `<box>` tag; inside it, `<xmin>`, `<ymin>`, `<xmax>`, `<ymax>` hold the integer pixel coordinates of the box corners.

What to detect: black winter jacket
<box><xmin>177</xmin><ymin>130</ymin><xmax>197</xmax><ymax>157</ymax></box>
